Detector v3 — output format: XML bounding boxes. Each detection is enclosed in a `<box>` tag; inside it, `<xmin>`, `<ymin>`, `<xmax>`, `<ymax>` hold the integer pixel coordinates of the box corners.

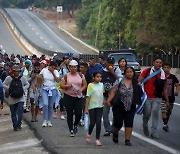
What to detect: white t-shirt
<box><xmin>40</xmin><ymin>67</ymin><xmax>59</xmax><ymax>87</ymax></box>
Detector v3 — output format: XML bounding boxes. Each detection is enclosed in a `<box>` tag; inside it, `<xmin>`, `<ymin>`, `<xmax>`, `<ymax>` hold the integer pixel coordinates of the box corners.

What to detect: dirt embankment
<box><xmin>35</xmin><ymin>8</ymin><xmax>78</xmax><ymax>37</ymax></box>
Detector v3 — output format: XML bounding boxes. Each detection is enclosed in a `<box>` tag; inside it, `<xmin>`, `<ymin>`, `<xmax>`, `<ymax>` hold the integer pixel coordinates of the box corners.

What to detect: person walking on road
<box><xmin>2</xmin><ymin>65</ymin><xmax>29</xmax><ymax>131</ymax></box>
<box><xmin>102</xmin><ymin>57</ymin><xmax>122</xmax><ymax>136</ymax></box>
<box><xmin>106</xmin><ymin>67</ymin><xmax>142</xmax><ymax>146</ymax></box>
<box><xmin>138</xmin><ymin>57</ymin><xmax>169</xmax><ymax>139</ymax></box>
<box><xmin>40</xmin><ymin>61</ymin><xmax>60</xmax><ymax>127</ymax></box>
<box><xmin>85</xmin><ymin>71</ymin><xmax>104</xmax><ymax>146</ymax></box>
<box><xmin>161</xmin><ymin>62</ymin><xmax>179</xmax><ymax>131</ymax></box>
<box><xmin>61</xmin><ymin>60</ymin><xmax>87</xmax><ymax>137</ymax></box>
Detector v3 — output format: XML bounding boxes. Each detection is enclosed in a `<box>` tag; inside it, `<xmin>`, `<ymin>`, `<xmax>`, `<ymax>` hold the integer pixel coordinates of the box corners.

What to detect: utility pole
<box><xmin>118</xmin><ymin>31</ymin><xmax>121</xmax><ymax>49</ymax></box>
<box><xmin>95</xmin><ymin>4</ymin><xmax>101</xmax><ymax>47</ymax></box>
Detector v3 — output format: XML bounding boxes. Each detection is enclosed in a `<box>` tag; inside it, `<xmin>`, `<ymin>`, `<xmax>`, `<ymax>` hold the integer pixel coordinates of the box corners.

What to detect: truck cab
<box><xmin>99</xmin><ymin>49</ymin><xmax>141</xmax><ymax>74</ymax></box>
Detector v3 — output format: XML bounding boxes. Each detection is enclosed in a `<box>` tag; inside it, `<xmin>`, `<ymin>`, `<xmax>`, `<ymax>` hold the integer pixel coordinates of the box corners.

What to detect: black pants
<box><xmin>59</xmin><ymin>97</ymin><xmax>64</xmax><ymax>112</ymax></box>
<box><xmin>64</xmin><ymin>93</ymin><xmax>83</xmax><ymax>132</ymax></box>
<box><xmin>112</xmin><ymin>103</ymin><xmax>136</xmax><ymax>129</ymax></box>
<box><xmin>89</xmin><ymin>108</ymin><xmax>103</xmax><ymax>139</ymax></box>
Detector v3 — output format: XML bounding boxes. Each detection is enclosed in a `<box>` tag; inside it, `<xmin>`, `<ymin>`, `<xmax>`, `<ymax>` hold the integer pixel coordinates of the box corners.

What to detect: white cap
<box><xmin>69</xmin><ymin>60</ymin><xmax>78</xmax><ymax>66</ymax></box>
<box><xmin>14</xmin><ymin>58</ymin><xmax>20</xmax><ymax>64</ymax></box>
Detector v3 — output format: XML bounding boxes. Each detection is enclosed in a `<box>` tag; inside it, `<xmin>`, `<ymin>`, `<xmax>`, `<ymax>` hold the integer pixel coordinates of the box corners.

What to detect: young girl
<box><xmin>84</xmin><ymin>71</ymin><xmax>104</xmax><ymax>146</ymax></box>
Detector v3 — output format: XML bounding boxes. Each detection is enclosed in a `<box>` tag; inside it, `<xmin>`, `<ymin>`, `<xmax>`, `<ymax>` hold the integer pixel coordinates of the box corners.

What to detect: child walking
<box><xmin>84</xmin><ymin>71</ymin><xmax>104</xmax><ymax>146</ymax></box>
<box><xmin>161</xmin><ymin>62</ymin><xmax>179</xmax><ymax>131</ymax></box>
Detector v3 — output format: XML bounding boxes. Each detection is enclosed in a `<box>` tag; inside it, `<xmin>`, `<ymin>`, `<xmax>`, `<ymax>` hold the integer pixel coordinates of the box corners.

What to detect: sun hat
<box><xmin>69</xmin><ymin>60</ymin><xmax>78</xmax><ymax>66</ymax></box>
<box><xmin>12</xmin><ymin>65</ymin><xmax>20</xmax><ymax>72</ymax></box>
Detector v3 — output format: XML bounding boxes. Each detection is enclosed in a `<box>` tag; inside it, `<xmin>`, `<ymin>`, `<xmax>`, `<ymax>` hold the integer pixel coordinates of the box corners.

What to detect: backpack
<box><xmin>102</xmin><ymin>68</ymin><xmax>117</xmax><ymax>96</ymax></box>
<box><xmin>9</xmin><ymin>76</ymin><xmax>24</xmax><ymax>98</ymax></box>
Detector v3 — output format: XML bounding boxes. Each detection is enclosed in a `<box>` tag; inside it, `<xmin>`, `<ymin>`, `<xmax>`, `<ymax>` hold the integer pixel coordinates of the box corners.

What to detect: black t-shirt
<box><xmin>163</xmin><ymin>74</ymin><xmax>179</xmax><ymax>103</ymax></box>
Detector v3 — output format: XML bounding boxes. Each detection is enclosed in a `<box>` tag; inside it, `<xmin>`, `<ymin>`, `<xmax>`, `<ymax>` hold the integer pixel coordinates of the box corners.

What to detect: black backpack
<box><xmin>9</xmin><ymin>76</ymin><xmax>24</xmax><ymax>98</ymax></box>
<box><xmin>102</xmin><ymin>68</ymin><xmax>117</xmax><ymax>96</ymax></box>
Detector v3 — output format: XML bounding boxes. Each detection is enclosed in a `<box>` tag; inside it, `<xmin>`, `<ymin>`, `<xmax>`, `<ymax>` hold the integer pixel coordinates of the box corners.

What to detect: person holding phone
<box><xmin>40</xmin><ymin>61</ymin><xmax>60</xmax><ymax>127</ymax></box>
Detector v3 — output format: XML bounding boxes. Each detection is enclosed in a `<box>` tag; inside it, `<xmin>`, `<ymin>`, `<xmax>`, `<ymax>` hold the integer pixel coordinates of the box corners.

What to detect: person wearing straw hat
<box><xmin>2</xmin><ymin>65</ymin><xmax>29</xmax><ymax>131</ymax></box>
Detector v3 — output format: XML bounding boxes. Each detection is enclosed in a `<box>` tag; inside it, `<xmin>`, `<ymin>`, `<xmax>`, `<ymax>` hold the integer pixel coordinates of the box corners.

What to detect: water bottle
<box><xmin>72</xmin><ymin>84</ymin><xmax>83</xmax><ymax>98</ymax></box>
<box><xmin>84</xmin><ymin>114</ymin><xmax>89</xmax><ymax>131</ymax></box>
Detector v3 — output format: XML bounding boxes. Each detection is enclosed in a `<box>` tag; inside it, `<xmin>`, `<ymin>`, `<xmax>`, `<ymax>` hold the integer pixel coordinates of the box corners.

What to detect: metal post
<box><xmin>95</xmin><ymin>4</ymin><xmax>101</xmax><ymax>47</ymax></box>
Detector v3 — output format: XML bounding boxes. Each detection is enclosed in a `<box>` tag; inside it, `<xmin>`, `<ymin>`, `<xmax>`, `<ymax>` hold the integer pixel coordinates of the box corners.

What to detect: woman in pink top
<box><xmin>61</xmin><ymin>60</ymin><xmax>87</xmax><ymax>137</ymax></box>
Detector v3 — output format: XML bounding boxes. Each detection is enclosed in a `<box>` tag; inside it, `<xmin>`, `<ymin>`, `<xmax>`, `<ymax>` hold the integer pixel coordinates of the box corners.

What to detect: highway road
<box><xmin>5</xmin><ymin>8</ymin><xmax>97</xmax><ymax>56</ymax></box>
<box><xmin>0</xmin><ymin>12</ymin><xmax>30</xmax><ymax>56</ymax></box>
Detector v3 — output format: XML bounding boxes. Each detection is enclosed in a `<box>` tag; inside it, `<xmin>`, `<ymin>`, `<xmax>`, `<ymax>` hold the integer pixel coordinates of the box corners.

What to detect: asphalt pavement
<box><xmin>22</xmin><ymin>102</ymin><xmax>180</xmax><ymax>154</ymax></box>
<box><xmin>0</xmin><ymin>104</ymin><xmax>48</xmax><ymax>154</ymax></box>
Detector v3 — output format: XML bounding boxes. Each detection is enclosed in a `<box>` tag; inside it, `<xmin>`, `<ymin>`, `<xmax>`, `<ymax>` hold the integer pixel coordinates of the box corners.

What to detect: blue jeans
<box><xmin>10</xmin><ymin>102</ymin><xmax>24</xmax><ymax>128</ymax></box>
<box><xmin>143</xmin><ymin>98</ymin><xmax>161</xmax><ymax>134</ymax></box>
<box><xmin>41</xmin><ymin>89</ymin><xmax>57</xmax><ymax>121</ymax></box>
<box><xmin>103</xmin><ymin>104</ymin><xmax>111</xmax><ymax>132</ymax></box>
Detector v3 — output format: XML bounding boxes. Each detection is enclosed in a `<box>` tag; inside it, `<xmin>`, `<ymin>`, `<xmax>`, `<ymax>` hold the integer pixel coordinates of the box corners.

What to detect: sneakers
<box><xmin>70</xmin><ymin>130</ymin><xmax>75</xmax><ymax>137</ymax></box>
<box><xmin>42</xmin><ymin>120</ymin><xmax>47</xmax><ymax>127</ymax></box>
<box><xmin>74</xmin><ymin>125</ymin><xmax>78</xmax><ymax>134</ymax></box>
<box><xmin>60</xmin><ymin>115</ymin><xmax>65</xmax><ymax>120</ymax></box>
<box><xmin>86</xmin><ymin>133</ymin><xmax>91</xmax><ymax>143</ymax></box>
<box><xmin>53</xmin><ymin>112</ymin><xmax>57</xmax><ymax>119</ymax></box>
<box><xmin>47</xmin><ymin>121</ymin><xmax>52</xmax><ymax>127</ymax></box>
<box><xmin>151</xmin><ymin>133</ymin><xmax>159</xmax><ymax>139</ymax></box>
<box><xmin>95</xmin><ymin>139</ymin><xmax>102</xmax><ymax>146</ymax></box>
<box><xmin>163</xmin><ymin>125</ymin><xmax>169</xmax><ymax>132</ymax></box>
<box><xmin>143</xmin><ymin>126</ymin><xmax>149</xmax><ymax>137</ymax></box>
<box><xmin>104</xmin><ymin>131</ymin><xmax>111</xmax><ymax>136</ymax></box>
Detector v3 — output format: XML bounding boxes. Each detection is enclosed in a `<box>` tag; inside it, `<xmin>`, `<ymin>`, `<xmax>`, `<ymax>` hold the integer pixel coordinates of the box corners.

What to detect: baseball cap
<box><xmin>107</xmin><ymin>57</ymin><xmax>115</xmax><ymax>64</ymax></box>
<box><xmin>69</xmin><ymin>60</ymin><xmax>78</xmax><ymax>66</ymax></box>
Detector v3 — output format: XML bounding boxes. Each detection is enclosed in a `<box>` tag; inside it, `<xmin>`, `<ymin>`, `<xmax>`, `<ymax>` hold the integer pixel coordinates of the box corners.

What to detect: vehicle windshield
<box><xmin>110</xmin><ymin>54</ymin><xmax>136</xmax><ymax>63</ymax></box>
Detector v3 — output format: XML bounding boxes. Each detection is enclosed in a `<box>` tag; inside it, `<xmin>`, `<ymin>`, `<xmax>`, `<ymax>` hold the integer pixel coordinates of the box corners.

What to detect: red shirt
<box><xmin>141</xmin><ymin>68</ymin><xmax>161</xmax><ymax>98</ymax></box>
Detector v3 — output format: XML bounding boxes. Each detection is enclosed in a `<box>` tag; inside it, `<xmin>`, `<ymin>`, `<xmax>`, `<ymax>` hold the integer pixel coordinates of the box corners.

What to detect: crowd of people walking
<box><xmin>0</xmin><ymin>52</ymin><xmax>179</xmax><ymax>146</ymax></box>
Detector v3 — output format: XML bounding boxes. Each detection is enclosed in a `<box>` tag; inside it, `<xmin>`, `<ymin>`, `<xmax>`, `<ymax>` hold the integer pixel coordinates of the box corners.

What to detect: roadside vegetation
<box><xmin>0</xmin><ymin>0</ymin><xmax>180</xmax><ymax>55</ymax></box>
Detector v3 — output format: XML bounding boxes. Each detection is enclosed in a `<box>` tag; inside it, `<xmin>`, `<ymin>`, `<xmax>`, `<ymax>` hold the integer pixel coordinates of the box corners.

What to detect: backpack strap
<box><xmin>142</xmin><ymin>68</ymin><xmax>161</xmax><ymax>84</ymax></box>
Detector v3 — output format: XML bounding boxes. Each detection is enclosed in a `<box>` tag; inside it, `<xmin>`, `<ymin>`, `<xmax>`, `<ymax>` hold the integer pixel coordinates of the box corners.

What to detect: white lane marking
<box><xmin>28</xmin><ymin>24</ymin><xmax>31</xmax><ymax>27</ymax></box>
<box><xmin>22</xmin><ymin>17</ymin><xmax>25</xmax><ymax>20</ymax></box>
<box><xmin>32</xmin><ymin>28</ymin><xmax>35</xmax><ymax>31</ymax></box>
<box><xmin>121</xmin><ymin>127</ymin><xmax>180</xmax><ymax>154</ymax></box>
<box><xmin>40</xmin><ymin>36</ymin><xmax>43</xmax><ymax>40</ymax></box>
<box><xmin>25</xmin><ymin>20</ymin><xmax>28</xmax><ymax>23</ymax></box>
<box><xmin>36</xmin><ymin>32</ymin><xmax>39</xmax><ymax>35</ymax></box>
<box><xmin>174</xmin><ymin>103</ymin><xmax>180</xmax><ymax>106</ymax></box>
<box><xmin>0</xmin><ymin>138</ymin><xmax>42</xmax><ymax>152</ymax></box>
<box><xmin>44</xmin><ymin>41</ymin><xmax>47</xmax><ymax>44</ymax></box>
<box><xmin>29</xmin><ymin>12</ymin><xmax>82</xmax><ymax>54</ymax></box>
<box><xmin>49</xmin><ymin>46</ymin><xmax>53</xmax><ymax>48</ymax></box>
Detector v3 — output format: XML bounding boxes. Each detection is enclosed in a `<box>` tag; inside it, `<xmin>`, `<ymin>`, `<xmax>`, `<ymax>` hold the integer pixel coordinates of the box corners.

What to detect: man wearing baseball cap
<box><xmin>102</xmin><ymin>57</ymin><xmax>122</xmax><ymax>136</ymax></box>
